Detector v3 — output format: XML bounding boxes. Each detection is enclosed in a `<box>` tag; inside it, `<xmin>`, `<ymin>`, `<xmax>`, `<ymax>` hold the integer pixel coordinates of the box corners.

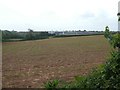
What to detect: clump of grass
<box><xmin>44</xmin><ymin>79</ymin><xmax>59</xmax><ymax>89</ymax></box>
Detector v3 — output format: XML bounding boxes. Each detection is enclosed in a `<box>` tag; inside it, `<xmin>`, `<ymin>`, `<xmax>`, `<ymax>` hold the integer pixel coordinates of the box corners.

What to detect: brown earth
<box><xmin>2</xmin><ymin>35</ymin><xmax>111</xmax><ymax>88</ymax></box>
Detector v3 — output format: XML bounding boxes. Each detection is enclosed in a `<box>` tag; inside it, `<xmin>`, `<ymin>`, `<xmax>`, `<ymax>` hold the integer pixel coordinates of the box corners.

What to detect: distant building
<box><xmin>54</xmin><ymin>31</ymin><xmax>103</xmax><ymax>36</ymax></box>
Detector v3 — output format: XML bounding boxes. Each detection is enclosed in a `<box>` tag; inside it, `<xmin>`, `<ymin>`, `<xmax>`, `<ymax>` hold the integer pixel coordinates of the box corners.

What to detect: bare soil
<box><xmin>2</xmin><ymin>35</ymin><xmax>111</xmax><ymax>88</ymax></box>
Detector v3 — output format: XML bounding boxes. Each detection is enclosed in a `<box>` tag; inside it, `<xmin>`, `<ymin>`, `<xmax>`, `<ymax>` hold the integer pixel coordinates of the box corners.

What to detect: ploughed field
<box><xmin>2</xmin><ymin>35</ymin><xmax>111</xmax><ymax>88</ymax></box>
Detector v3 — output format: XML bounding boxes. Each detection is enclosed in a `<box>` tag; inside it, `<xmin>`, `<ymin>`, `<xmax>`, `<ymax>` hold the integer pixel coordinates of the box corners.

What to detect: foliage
<box><xmin>2</xmin><ymin>30</ymin><xmax>22</xmax><ymax>40</ymax></box>
<box><xmin>104</xmin><ymin>26</ymin><xmax>112</xmax><ymax>39</ymax></box>
<box><xmin>2</xmin><ymin>29</ymin><xmax>54</xmax><ymax>42</ymax></box>
<box><xmin>104</xmin><ymin>26</ymin><xmax>120</xmax><ymax>49</ymax></box>
<box><xmin>25</xmin><ymin>29</ymin><xmax>34</xmax><ymax>40</ymax></box>
<box><xmin>44</xmin><ymin>51</ymin><xmax>120</xmax><ymax>89</ymax></box>
<box><xmin>74</xmin><ymin>51</ymin><xmax>120</xmax><ymax>88</ymax></box>
<box><xmin>44</xmin><ymin>80</ymin><xmax>59</xmax><ymax>89</ymax></box>
<box><xmin>110</xmin><ymin>34</ymin><xmax>120</xmax><ymax>48</ymax></box>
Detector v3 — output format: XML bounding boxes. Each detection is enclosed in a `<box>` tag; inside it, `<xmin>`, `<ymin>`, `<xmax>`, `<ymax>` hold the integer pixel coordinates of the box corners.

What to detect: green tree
<box><xmin>104</xmin><ymin>26</ymin><xmax>120</xmax><ymax>51</ymax></box>
<box><xmin>104</xmin><ymin>26</ymin><xmax>112</xmax><ymax>39</ymax></box>
<box><xmin>25</xmin><ymin>29</ymin><xmax>35</xmax><ymax>40</ymax></box>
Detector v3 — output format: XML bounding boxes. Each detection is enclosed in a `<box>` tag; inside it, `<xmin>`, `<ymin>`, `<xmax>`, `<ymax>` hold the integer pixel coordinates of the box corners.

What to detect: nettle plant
<box><xmin>104</xmin><ymin>26</ymin><xmax>120</xmax><ymax>50</ymax></box>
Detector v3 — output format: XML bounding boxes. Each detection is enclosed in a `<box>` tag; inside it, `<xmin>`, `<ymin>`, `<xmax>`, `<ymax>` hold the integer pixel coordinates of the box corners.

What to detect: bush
<box><xmin>58</xmin><ymin>51</ymin><xmax>120</xmax><ymax>89</ymax></box>
<box><xmin>110</xmin><ymin>34</ymin><xmax>120</xmax><ymax>48</ymax></box>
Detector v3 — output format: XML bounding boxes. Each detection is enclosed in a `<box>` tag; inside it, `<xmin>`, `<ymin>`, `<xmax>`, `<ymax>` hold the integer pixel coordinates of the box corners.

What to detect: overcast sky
<box><xmin>0</xmin><ymin>0</ymin><xmax>119</xmax><ymax>31</ymax></box>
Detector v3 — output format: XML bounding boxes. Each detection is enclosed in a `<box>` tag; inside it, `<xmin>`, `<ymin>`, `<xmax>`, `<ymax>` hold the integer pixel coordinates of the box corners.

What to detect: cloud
<box><xmin>80</xmin><ymin>12</ymin><xmax>95</xmax><ymax>18</ymax></box>
<box><xmin>0</xmin><ymin>0</ymin><xmax>119</xmax><ymax>31</ymax></box>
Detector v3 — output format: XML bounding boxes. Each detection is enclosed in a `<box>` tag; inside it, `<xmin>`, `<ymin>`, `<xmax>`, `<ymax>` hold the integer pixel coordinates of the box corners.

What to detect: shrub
<box><xmin>60</xmin><ymin>51</ymin><xmax>120</xmax><ymax>88</ymax></box>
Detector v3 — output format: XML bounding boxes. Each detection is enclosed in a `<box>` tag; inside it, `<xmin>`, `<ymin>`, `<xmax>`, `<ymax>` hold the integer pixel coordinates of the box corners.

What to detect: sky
<box><xmin>0</xmin><ymin>0</ymin><xmax>119</xmax><ymax>31</ymax></box>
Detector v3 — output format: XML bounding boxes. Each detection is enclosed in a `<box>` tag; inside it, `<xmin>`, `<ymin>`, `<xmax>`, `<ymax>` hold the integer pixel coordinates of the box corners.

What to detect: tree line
<box><xmin>1</xmin><ymin>29</ymin><xmax>55</xmax><ymax>42</ymax></box>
